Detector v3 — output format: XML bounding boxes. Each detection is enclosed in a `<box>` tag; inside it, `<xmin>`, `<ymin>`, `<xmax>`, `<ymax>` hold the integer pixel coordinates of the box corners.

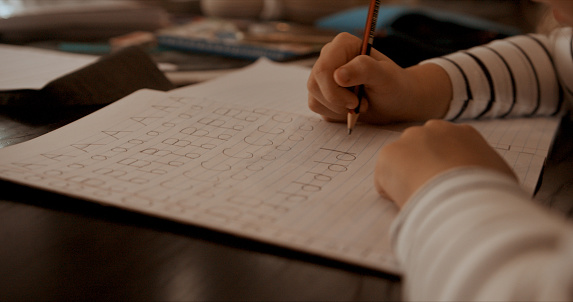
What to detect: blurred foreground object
<box><xmin>198</xmin><ymin>0</ymin><xmax>370</xmax><ymax>23</ymax></box>
<box><xmin>200</xmin><ymin>0</ymin><xmax>264</xmax><ymax>19</ymax></box>
<box><xmin>0</xmin><ymin>0</ymin><xmax>170</xmax><ymax>42</ymax></box>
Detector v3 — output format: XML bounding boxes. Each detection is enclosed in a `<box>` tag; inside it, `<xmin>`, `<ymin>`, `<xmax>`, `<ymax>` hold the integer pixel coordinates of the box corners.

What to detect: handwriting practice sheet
<box><xmin>0</xmin><ymin>60</ymin><xmax>560</xmax><ymax>274</ymax></box>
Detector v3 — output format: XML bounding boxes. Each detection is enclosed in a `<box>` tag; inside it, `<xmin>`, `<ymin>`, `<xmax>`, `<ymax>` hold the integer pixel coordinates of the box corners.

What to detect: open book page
<box><xmin>0</xmin><ymin>59</ymin><xmax>560</xmax><ymax>275</ymax></box>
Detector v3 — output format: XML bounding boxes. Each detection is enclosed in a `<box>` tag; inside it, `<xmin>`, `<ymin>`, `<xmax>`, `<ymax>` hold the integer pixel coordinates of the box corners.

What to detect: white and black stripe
<box><xmin>422</xmin><ymin>27</ymin><xmax>572</xmax><ymax>121</ymax></box>
<box><xmin>440</xmin><ymin>57</ymin><xmax>472</xmax><ymax>121</ymax></box>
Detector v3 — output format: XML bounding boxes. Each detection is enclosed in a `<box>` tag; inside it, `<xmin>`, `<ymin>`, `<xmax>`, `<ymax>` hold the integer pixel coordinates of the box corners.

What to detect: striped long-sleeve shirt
<box><xmin>423</xmin><ymin>27</ymin><xmax>573</xmax><ymax>120</ymax></box>
<box><xmin>391</xmin><ymin>27</ymin><xmax>573</xmax><ymax>301</ymax></box>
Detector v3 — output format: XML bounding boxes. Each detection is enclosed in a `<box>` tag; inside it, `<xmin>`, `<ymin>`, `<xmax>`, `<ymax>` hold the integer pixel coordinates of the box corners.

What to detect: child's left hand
<box><xmin>374</xmin><ymin>120</ymin><xmax>517</xmax><ymax>208</ymax></box>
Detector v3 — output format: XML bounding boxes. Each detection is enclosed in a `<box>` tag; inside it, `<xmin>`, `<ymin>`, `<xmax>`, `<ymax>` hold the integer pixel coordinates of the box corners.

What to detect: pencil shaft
<box><xmin>360</xmin><ymin>0</ymin><xmax>381</xmax><ymax>57</ymax></box>
<box><xmin>347</xmin><ymin>0</ymin><xmax>381</xmax><ymax>134</ymax></box>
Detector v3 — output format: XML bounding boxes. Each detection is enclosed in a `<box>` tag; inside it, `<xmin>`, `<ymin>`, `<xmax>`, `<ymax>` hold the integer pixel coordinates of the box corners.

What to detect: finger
<box><xmin>327</xmin><ymin>32</ymin><xmax>363</xmax><ymax>61</ymax></box>
<box><xmin>307</xmin><ymin>94</ymin><xmax>346</xmax><ymax>122</ymax></box>
<box><xmin>374</xmin><ymin>142</ymin><xmax>405</xmax><ymax>206</ymax></box>
<box><xmin>308</xmin><ymin>73</ymin><xmax>370</xmax><ymax>118</ymax></box>
<box><xmin>373</xmin><ymin>176</ymin><xmax>392</xmax><ymax>201</ymax></box>
<box><xmin>311</xmin><ymin>64</ymin><xmax>357</xmax><ymax>114</ymax></box>
<box><xmin>355</xmin><ymin>94</ymin><xmax>369</xmax><ymax>113</ymax></box>
<box><xmin>333</xmin><ymin>56</ymin><xmax>394</xmax><ymax>111</ymax></box>
<box><xmin>307</xmin><ymin>76</ymin><xmax>349</xmax><ymax>118</ymax></box>
<box><xmin>309</xmin><ymin>33</ymin><xmax>364</xmax><ymax>114</ymax></box>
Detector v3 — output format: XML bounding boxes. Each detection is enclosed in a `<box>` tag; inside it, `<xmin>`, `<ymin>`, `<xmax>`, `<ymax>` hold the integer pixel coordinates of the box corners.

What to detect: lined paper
<box><xmin>0</xmin><ymin>60</ymin><xmax>559</xmax><ymax>274</ymax></box>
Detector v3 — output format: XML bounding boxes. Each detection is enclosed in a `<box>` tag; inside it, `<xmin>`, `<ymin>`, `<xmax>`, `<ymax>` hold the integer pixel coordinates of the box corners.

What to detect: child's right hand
<box><xmin>307</xmin><ymin>32</ymin><xmax>452</xmax><ymax>125</ymax></box>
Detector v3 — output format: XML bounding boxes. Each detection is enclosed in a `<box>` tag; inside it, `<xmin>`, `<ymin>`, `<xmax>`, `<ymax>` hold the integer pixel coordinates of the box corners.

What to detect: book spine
<box><xmin>157</xmin><ymin>35</ymin><xmax>297</xmax><ymax>61</ymax></box>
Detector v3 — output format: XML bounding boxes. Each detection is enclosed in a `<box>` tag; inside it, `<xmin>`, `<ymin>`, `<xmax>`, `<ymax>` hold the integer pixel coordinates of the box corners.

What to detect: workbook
<box><xmin>0</xmin><ymin>59</ymin><xmax>559</xmax><ymax>275</ymax></box>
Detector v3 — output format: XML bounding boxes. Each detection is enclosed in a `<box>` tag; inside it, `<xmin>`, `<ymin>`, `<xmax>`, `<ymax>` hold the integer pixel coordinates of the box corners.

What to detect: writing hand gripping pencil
<box><xmin>307</xmin><ymin>35</ymin><xmax>452</xmax><ymax>127</ymax></box>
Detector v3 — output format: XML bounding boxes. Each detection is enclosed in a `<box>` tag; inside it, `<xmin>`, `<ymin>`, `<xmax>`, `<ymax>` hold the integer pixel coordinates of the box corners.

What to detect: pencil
<box><xmin>347</xmin><ymin>0</ymin><xmax>381</xmax><ymax>135</ymax></box>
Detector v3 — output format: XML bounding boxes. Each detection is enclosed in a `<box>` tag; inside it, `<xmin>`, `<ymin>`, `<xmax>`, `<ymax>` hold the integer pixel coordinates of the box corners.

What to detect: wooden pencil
<box><xmin>347</xmin><ymin>0</ymin><xmax>381</xmax><ymax>135</ymax></box>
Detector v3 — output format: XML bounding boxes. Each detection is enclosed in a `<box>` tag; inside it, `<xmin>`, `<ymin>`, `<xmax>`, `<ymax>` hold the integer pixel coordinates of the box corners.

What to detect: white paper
<box><xmin>0</xmin><ymin>44</ymin><xmax>97</xmax><ymax>90</ymax></box>
<box><xmin>0</xmin><ymin>60</ymin><xmax>560</xmax><ymax>274</ymax></box>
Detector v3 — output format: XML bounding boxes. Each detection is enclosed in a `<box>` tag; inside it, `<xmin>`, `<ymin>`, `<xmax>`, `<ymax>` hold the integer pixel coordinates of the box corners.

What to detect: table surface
<box><xmin>1</xmin><ymin>103</ymin><xmax>572</xmax><ymax>301</ymax></box>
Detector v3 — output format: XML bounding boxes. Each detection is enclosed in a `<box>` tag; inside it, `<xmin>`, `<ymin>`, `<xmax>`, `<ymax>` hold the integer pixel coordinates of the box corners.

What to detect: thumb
<box><xmin>334</xmin><ymin>58</ymin><xmax>373</xmax><ymax>112</ymax></box>
<box><xmin>333</xmin><ymin>55</ymin><xmax>380</xmax><ymax>88</ymax></box>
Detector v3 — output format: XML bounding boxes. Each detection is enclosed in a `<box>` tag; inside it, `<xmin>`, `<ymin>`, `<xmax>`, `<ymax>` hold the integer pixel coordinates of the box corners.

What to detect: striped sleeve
<box><xmin>422</xmin><ymin>27</ymin><xmax>573</xmax><ymax>121</ymax></box>
<box><xmin>390</xmin><ymin>168</ymin><xmax>573</xmax><ymax>301</ymax></box>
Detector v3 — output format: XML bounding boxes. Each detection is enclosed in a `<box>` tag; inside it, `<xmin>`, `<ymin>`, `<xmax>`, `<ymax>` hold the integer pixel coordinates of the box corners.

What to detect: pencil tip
<box><xmin>348</xmin><ymin>128</ymin><xmax>352</xmax><ymax>135</ymax></box>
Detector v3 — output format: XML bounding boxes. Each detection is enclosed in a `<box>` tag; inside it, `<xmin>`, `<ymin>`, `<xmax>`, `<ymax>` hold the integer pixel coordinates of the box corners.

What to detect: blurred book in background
<box><xmin>156</xmin><ymin>18</ymin><xmax>336</xmax><ymax>61</ymax></box>
<box><xmin>0</xmin><ymin>0</ymin><xmax>170</xmax><ymax>42</ymax></box>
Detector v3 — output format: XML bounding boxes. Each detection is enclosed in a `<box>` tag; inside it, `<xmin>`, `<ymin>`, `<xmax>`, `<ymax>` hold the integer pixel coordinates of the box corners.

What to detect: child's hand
<box><xmin>374</xmin><ymin>120</ymin><xmax>517</xmax><ymax>208</ymax></box>
<box><xmin>307</xmin><ymin>33</ymin><xmax>451</xmax><ymax>124</ymax></box>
